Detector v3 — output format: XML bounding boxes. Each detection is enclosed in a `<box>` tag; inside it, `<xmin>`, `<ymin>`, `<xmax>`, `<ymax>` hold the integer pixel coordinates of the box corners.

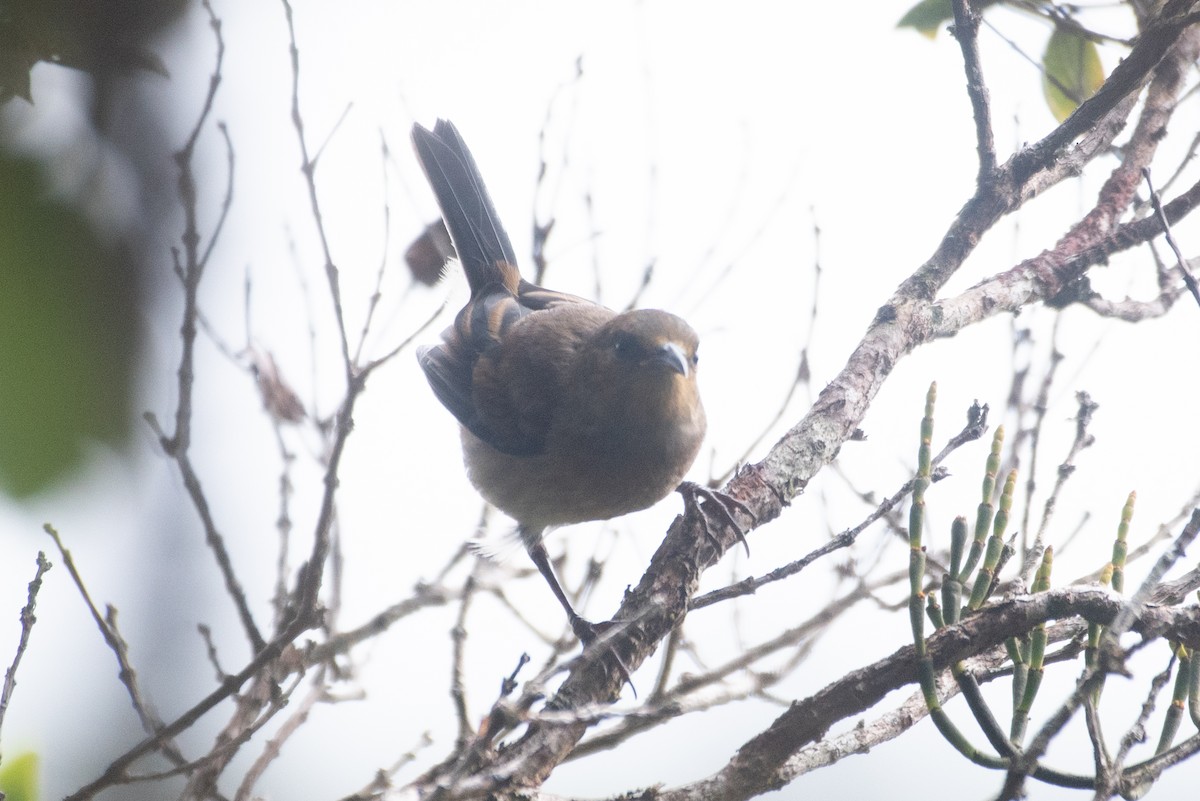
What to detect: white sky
<box><xmin>2</xmin><ymin>1</ymin><xmax>1199</xmax><ymax>799</ymax></box>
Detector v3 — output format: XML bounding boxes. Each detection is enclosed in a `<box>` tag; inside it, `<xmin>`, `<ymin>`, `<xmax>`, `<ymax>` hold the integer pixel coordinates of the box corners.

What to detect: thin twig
<box><xmin>198</xmin><ymin>121</ymin><xmax>236</xmax><ymax>272</ymax></box>
<box><xmin>272</xmin><ymin>420</ymin><xmax>298</xmax><ymax>630</ymax></box>
<box><xmin>234</xmin><ymin>672</ymin><xmax>328</xmax><ymax>800</ymax></box>
<box><xmin>1021</xmin><ymin>390</ymin><xmax>1098</xmax><ymax>583</ymax></box>
<box><xmin>279</xmin><ymin>0</ymin><xmax>352</xmax><ymax>372</ymax></box>
<box><xmin>1143</xmin><ymin>167</ymin><xmax>1200</xmax><ymax>310</ymax></box>
<box><xmin>156</xmin><ymin>0</ymin><xmax>265</xmax><ymax>654</ymax></box>
<box><xmin>342</xmin><ymin>732</ymin><xmax>435</xmax><ymax>799</ymax></box>
<box><xmin>1012</xmin><ymin>316</ymin><xmax>1061</xmax><ymax>564</ymax></box>
<box><xmin>362</xmin><ymin>299</ymin><xmax>447</xmax><ymax>376</ymax></box>
<box><xmin>64</xmin><ymin>617</ymin><xmax>310</xmax><ymax>801</ymax></box>
<box><xmin>352</xmin><ymin>132</ymin><xmax>396</xmax><ymax>366</ymax></box>
<box><xmin>573</xmin><ymin>577</ymin><xmax>885</xmax><ymax>759</ymax></box>
<box><xmin>1094</xmin><ymin>658</ymin><xmax>1176</xmax><ymax>799</ymax></box>
<box><xmin>0</xmin><ymin>552</ymin><xmax>51</xmax><ymax>747</ymax></box>
<box><xmin>693</xmin><ymin>404</ymin><xmax>985</xmax><ymax>611</ymax></box>
<box><xmin>45</xmin><ymin>526</ymin><xmax>193</xmax><ymax>786</ymax></box>
<box><xmin>450</xmin><ymin>576</ymin><xmax>478</xmax><ymax>750</ymax></box>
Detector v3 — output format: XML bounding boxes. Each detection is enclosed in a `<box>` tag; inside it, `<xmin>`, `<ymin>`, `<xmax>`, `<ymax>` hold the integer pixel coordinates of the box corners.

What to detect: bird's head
<box><xmin>596</xmin><ymin>309</ymin><xmax>700</xmax><ymax>381</ymax></box>
<box><xmin>571</xmin><ymin>308</ymin><xmax>705</xmax><ymax>461</ymax></box>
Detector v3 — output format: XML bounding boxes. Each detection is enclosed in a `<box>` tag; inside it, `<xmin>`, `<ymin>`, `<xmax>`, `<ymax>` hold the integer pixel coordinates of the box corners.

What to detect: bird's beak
<box><xmin>653</xmin><ymin>342</ymin><xmax>691</xmax><ymax>377</ymax></box>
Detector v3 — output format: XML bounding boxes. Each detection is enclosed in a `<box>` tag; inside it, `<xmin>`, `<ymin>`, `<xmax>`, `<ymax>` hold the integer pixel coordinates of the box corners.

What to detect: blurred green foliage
<box><xmin>0</xmin><ymin>751</ymin><xmax>38</xmax><ymax>801</ymax></box>
<box><xmin>0</xmin><ymin>153</ymin><xmax>138</xmax><ymax>497</ymax></box>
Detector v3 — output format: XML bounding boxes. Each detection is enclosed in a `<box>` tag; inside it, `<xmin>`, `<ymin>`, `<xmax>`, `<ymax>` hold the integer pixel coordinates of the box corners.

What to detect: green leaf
<box><xmin>1042</xmin><ymin>28</ymin><xmax>1105</xmax><ymax>122</ymax></box>
<box><xmin>0</xmin><ymin>751</ymin><xmax>39</xmax><ymax>801</ymax></box>
<box><xmin>898</xmin><ymin>0</ymin><xmax>954</xmax><ymax>38</ymax></box>
<box><xmin>898</xmin><ymin>0</ymin><xmax>1001</xmax><ymax>39</ymax></box>
<box><xmin>0</xmin><ymin>154</ymin><xmax>138</xmax><ymax>497</ymax></box>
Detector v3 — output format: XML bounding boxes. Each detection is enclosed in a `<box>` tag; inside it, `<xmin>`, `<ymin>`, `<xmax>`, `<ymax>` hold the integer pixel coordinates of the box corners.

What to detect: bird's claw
<box><xmin>677</xmin><ymin>481</ymin><xmax>754</xmax><ymax>558</ymax></box>
<box><xmin>571</xmin><ymin>615</ymin><xmax>637</xmax><ymax>697</ymax></box>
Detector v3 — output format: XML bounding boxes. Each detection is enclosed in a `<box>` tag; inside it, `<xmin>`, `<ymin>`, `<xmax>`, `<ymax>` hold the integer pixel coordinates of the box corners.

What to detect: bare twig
<box><xmin>343</xmin><ymin>732</ymin><xmax>435</xmax><ymax>800</ymax></box>
<box><xmin>0</xmin><ymin>552</ymin><xmax>51</xmax><ymax>749</ymax></box>
<box><xmin>233</xmin><ymin>672</ymin><xmax>329</xmax><ymax>800</ymax></box>
<box><xmin>572</xmin><ymin>576</ymin><xmax>885</xmax><ymax>760</ymax></box>
<box><xmin>693</xmin><ymin>403</ymin><xmax>985</xmax><ymax>611</ymax></box>
<box><xmin>154</xmin><ymin>0</ymin><xmax>266</xmax><ymax>655</ymax></box>
<box><xmin>279</xmin><ymin>0</ymin><xmax>352</xmax><ymax>372</ymax></box>
<box><xmin>450</xmin><ymin>576</ymin><xmax>478</xmax><ymax>750</ymax></box>
<box><xmin>1143</xmin><ymin>167</ymin><xmax>1200</xmax><ymax>310</ymax></box>
<box><xmin>352</xmin><ymin>132</ymin><xmax>397</xmax><ymax>367</ymax></box>
<box><xmin>45</xmin><ymin>525</ymin><xmax>197</xmax><ymax>791</ymax></box>
<box><xmin>64</xmin><ymin>618</ymin><xmax>309</xmax><ymax>801</ymax></box>
<box><xmin>1020</xmin><ymin>390</ymin><xmax>1098</xmax><ymax>583</ymax></box>
<box><xmin>1094</xmin><ymin>657</ymin><xmax>1176</xmax><ymax>799</ymax></box>
<box><xmin>362</xmin><ymin>299</ymin><xmax>447</xmax><ymax>375</ymax></box>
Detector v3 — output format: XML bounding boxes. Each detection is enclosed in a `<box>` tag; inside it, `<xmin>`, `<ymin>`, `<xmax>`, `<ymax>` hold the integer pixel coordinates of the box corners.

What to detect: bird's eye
<box><xmin>613</xmin><ymin>334</ymin><xmax>637</xmax><ymax>359</ymax></box>
<box><xmin>692</xmin><ymin>350</ymin><xmax>699</xmax><ymax>366</ymax></box>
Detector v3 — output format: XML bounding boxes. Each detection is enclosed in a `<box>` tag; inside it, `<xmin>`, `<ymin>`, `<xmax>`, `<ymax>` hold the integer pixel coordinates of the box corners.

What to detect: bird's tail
<box><xmin>412</xmin><ymin>120</ymin><xmax>521</xmax><ymax>297</ymax></box>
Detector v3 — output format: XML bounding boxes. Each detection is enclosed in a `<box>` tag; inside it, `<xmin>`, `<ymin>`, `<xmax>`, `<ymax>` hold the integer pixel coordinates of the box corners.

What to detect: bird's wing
<box><xmin>430</xmin><ymin>292</ymin><xmax>570</xmax><ymax>456</ymax></box>
<box><xmin>469</xmin><ymin>303</ymin><xmax>615</xmax><ymax>457</ymax></box>
<box><xmin>417</xmin><ymin>337</ymin><xmax>486</xmax><ymax>439</ymax></box>
<box><xmin>418</xmin><ymin>320</ymin><xmax>551</xmax><ymax>458</ymax></box>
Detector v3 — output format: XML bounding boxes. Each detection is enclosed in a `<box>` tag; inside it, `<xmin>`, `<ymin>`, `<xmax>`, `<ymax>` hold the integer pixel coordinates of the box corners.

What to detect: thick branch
<box><xmin>660</xmin><ymin>587</ymin><xmax>1200</xmax><ymax>801</ymax></box>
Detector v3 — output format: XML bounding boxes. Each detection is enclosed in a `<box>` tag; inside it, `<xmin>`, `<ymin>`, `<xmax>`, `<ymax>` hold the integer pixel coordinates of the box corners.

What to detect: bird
<box><xmin>412</xmin><ymin>119</ymin><xmax>744</xmax><ymax>656</ymax></box>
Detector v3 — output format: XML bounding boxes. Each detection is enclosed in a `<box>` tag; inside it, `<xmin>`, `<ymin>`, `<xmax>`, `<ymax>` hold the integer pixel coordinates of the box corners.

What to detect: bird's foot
<box><xmin>570</xmin><ymin>614</ymin><xmax>636</xmax><ymax>697</ymax></box>
<box><xmin>677</xmin><ymin>481</ymin><xmax>755</xmax><ymax>558</ymax></box>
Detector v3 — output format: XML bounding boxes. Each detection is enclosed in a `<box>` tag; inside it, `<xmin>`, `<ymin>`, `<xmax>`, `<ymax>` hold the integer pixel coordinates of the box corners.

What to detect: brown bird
<box><xmin>413</xmin><ymin>119</ymin><xmax>740</xmax><ymax>651</ymax></box>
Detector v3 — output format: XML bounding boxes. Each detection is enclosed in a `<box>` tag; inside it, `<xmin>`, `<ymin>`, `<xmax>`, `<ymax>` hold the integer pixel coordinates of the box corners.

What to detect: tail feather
<box><xmin>412</xmin><ymin>120</ymin><xmax>518</xmax><ymax>295</ymax></box>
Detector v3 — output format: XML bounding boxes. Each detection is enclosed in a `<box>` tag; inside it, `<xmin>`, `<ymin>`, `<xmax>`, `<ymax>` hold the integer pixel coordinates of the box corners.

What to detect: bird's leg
<box><xmin>520</xmin><ymin>526</ymin><xmax>635</xmax><ymax>692</ymax></box>
<box><xmin>677</xmin><ymin>481</ymin><xmax>756</xmax><ymax>557</ymax></box>
<box><xmin>522</xmin><ymin>535</ymin><xmax>600</xmax><ymax>643</ymax></box>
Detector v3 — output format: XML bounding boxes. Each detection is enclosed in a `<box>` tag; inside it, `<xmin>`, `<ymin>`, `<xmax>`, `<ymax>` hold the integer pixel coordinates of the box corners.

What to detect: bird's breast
<box><xmin>460</xmin><ymin>392</ymin><xmax>704</xmax><ymax>529</ymax></box>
